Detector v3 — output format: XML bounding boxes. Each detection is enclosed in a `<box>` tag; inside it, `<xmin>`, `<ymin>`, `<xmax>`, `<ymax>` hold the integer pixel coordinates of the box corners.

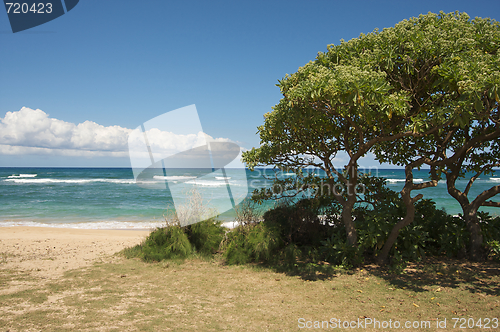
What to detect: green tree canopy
<box><xmin>243</xmin><ymin>11</ymin><xmax>500</xmax><ymax>261</ymax></box>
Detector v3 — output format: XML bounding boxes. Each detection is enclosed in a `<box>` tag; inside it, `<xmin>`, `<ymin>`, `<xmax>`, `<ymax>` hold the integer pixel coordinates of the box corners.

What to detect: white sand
<box><xmin>0</xmin><ymin>227</ymin><xmax>149</xmax><ymax>278</ymax></box>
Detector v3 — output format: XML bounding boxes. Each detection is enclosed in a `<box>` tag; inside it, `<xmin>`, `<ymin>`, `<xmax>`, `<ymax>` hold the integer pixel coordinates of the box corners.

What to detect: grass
<box><xmin>0</xmin><ymin>255</ymin><xmax>499</xmax><ymax>331</ymax></box>
<box><xmin>0</xmin><ymin>251</ymin><xmax>16</xmax><ymax>264</ymax></box>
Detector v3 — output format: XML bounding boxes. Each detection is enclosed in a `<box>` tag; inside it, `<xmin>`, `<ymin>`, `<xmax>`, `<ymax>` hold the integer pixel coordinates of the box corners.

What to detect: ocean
<box><xmin>0</xmin><ymin>167</ymin><xmax>498</xmax><ymax>229</ymax></box>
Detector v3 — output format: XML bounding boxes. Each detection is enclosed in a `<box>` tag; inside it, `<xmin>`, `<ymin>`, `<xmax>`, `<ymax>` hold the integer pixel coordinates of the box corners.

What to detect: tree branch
<box><xmin>482</xmin><ymin>200</ymin><xmax>500</xmax><ymax>208</ymax></box>
<box><xmin>472</xmin><ymin>185</ymin><xmax>500</xmax><ymax>211</ymax></box>
<box><xmin>464</xmin><ymin>170</ymin><xmax>483</xmax><ymax>197</ymax></box>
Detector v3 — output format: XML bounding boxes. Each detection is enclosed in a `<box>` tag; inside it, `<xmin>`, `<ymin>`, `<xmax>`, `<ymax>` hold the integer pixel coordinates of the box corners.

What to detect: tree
<box><xmin>373</xmin><ymin>13</ymin><xmax>500</xmax><ymax>262</ymax></box>
<box><xmin>442</xmin><ymin>124</ymin><xmax>500</xmax><ymax>260</ymax></box>
<box><xmin>243</xmin><ymin>12</ymin><xmax>500</xmax><ymax>262</ymax></box>
<box><xmin>436</xmin><ymin>37</ymin><xmax>500</xmax><ymax>260</ymax></box>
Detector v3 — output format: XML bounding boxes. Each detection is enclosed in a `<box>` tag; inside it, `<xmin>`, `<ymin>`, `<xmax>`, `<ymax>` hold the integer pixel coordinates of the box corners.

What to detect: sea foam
<box><xmin>7</xmin><ymin>174</ymin><xmax>37</xmax><ymax>178</ymax></box>
<box><xmin>3</xmin><ymin>178</ymin><xmax>137</xmax><ymax>184</ymax></box>
<box><xmin>386</xmin><ymin>178</ymin><xmax>423</xmax><ymax>183</ymax></box>
<box><xmin>153</xmin><ymin>175</ymin><xmax>197</xmax><ymax>181</ymax></box>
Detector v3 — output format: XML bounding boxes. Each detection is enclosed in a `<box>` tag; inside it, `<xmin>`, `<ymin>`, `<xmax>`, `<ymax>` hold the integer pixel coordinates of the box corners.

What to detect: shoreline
<box><xmin>0</xmin><ymin>220</ymin><xmax>168</xmax><ymax>230</ymax></box>
<box><xmin>0</xmin><ymin>220</ymin><xmax>241</xmax><ymax>230</ymax></box>
<box><xmin>0</xmin><ymin>226</ymin><xmax>150</xmax><ymax>278</ymax></box>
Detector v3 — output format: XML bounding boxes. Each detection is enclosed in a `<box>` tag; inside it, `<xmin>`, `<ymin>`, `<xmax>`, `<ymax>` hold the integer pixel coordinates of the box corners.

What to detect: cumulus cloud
<box><xmin>0</xmin><ymin>107</ymin><xmax>232</xmax><ymax>158</ymax></box>
<box><xmin>0</xmin><ymin>107</ymin><xmax>131</xmax><ymax>153</ymax></box>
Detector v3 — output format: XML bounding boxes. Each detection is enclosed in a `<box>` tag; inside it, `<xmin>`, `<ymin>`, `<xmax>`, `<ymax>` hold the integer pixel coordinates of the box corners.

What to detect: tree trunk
<box><xmin>463</xmin><ymin>210</ymin><xmax>484</xmax><ymax>261</ymax></box>
<box><xmin>375</xmin><ymin>192</ymin><xmax>418</xmax><ymax>265</ymax></box>
<box><xmin>445</xmin><ymin>166</ymin><xmax>486</xmax><ymax>261</ymax></box>
<box><xmin>342</xmin><ymin>203</ymin><xmax>357</xmax><ymax>246</ymax></box>
<box><xmin>333</xmin><ymin>165</ymin><xmax>358</xmax><ymax>247</ymax></box>
<box><xmin>375</xmin><ymin>161</ymin><xmax>435</xmax><ymax>265</ymax></box>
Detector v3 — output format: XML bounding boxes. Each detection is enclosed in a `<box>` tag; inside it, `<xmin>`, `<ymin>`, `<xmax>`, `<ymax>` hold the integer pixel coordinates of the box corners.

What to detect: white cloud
<box><xmin>0</xmin><ymin>107</ymin><xmax>132</xmax><ymax>153</ymax></box>
<box><xmin>0</xmin><ymin>107</ymin><xmax>233</xmax><ymax>158</ymax></box>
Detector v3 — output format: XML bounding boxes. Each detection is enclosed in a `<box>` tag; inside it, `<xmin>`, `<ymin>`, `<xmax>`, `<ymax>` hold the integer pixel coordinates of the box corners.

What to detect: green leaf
<box><xmin>474</xmin><ymin>97</ymin><xmax>483</xmax><ymax>113</ymax></box>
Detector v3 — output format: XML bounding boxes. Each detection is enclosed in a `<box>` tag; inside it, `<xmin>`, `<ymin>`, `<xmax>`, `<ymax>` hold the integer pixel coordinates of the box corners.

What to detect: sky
<box><xmin>1</xmin><ymin>0</ymin><xmax>499</xmax><ymax>168</ymax></box>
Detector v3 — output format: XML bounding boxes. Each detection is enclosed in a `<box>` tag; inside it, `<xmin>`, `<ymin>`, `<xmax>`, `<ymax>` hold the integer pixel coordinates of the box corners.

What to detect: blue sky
<box><xmin>1</xmin><ymin>0</ymin><xmax>499</xmax><ymax>167</ymax></box>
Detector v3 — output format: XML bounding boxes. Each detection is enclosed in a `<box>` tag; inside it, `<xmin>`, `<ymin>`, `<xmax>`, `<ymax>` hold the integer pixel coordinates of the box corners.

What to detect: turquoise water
<box><xmin>0</xmin><ymin>167</ymin><xmax>498</xmax><ymax>229</ymax></box>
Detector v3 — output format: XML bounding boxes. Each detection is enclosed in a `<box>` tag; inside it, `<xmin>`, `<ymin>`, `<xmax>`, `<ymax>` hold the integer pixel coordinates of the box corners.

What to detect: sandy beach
<box><xmin>1</xmin><ymin>228</ymin><xmax>499</xmax><ymax>331</ymax></box>
<box><xmin>0</xmin><ymin>227</ymin><xmax>150</xmax><ymax>278</ymax></box>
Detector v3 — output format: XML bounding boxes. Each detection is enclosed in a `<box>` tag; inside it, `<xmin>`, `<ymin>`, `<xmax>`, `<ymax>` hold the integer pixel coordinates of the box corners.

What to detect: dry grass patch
<box><xmin>0</xmin><ymin>256</ymin><xmax>499</xmax><ymax>331</ymax></box>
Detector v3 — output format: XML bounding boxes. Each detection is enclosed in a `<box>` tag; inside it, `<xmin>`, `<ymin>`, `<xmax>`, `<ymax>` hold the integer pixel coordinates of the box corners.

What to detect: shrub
<box><xmin>280</xmin><ymin>243</ymin><xmax>302</xmax><ymax>267</ymax></box>
<box><xmin>262</xmin><ymin>198</ymin><xmax>332</xmax><ymax>247</ymax></box>
<box><xmin>479</xmin><ymin>212</ymin><xmax>500</xmax><ymax>243</ymax></box>
<box><xmin>139</xmin><ymin>225</ymin><xmax>193</xmax><ymax>262</ymax></box>
<box><xmin>418</xmin><ymin>203</ymin><xmax>468</xmax><ymax>257</ymax></box>
<box><xmin>223</xmin><ymin>223</ymin><xmax>283</xmax><ymax>265</ymax></box>
<box><xmin>185</xmin><ymin>217</ymin><xmax>225</xmax><ymax>256</ymax></box>
<box><xmin>321</xmin><ymin>198</ymin><xmax>461</xmax><ymax>268</ymax></box>
<box><xmin>485</xmin><ymin>240</ymin><xmax>500</xmax><ymax>261</ymax></box>
<box><xmin>124</xmin><ymin>219</ymin><xmax>226</xmax><ymax>262</ymax></box>
<box><xmin>132</xmin><ymin>187</ymin><xmax>226</xmax><ymax>261</ymax></box>
<box><xmin>234</xmin><ymin>198</ymin><xmax>264</xmax><ymax>225</ymax></box>
<box><xmin>320</xmin><ymin>232</ymin><xmax>364</xmax><ymax>268</ymax></box>
<box><xmin>479</xmin><ymin>213</ymin><xmax>500</xmax><ymax>261</ymax></box>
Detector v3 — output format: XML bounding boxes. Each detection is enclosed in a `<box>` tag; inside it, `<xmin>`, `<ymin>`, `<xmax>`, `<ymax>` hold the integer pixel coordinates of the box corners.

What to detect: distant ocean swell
<box><xmin>4</xmin><ymin>177</ymin><xmax>241</xmax><ymax>186</ymax></box>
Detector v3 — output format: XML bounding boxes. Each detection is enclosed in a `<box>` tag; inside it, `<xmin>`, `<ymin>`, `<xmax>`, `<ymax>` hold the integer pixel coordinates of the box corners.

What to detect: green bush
<box><xmin>357</xmin><ymin>198</ymin><xmax>464</xmax><ymax>264</ymax></box>
<box><xmin>185</xmin><ymin>218</ymin><xmax>226</xmax><ymax>256</ymax></box>
<box><xmin>222</xmin><ymin>227</ymin><xmax>250</xmax><ymax>265</ymax></box>
<box><xmin>262</xmin><ymin>198</ymin><xmax>332</xmax><ymax>247</ymax></box>
<box><xmin>223</xmin><ymin>223</ymin><xmax>283</xmax><ymax>265</ymax></box>
<box><xmin>139</xmin><ymin>225</ymin><xmax>193</xmax><ymax>262</ymax></box>
<box><xmin>320</xmin><ymin>232</ymin><xmax>364</xmax><ymax>268</ymax></box>
<box><xmin>124</xmin><ymin>176</ymin><xmax>499</xmax><ymax>269</ymax></box>
<box><xmin>485</xmin><ymin>240</ymin><xmax>500</xmax><ymax>261</ymax></box>
<box><xmin>416</xmin><ymin>201</ymin><xmax>468</xmax><ymax>257</ymax></box>
<box><xmin>479</xmin><ymin>213</ymin><xmax>500</xmax><ymax>261</ymax></box>
<box><xmin>122</xmin><ymin>187</ymin><xmax>230</xmax><ymax>262</ymax></box>
<box><xmin>280</xmin><ymin>243</ymin><xmax>302</xmax><ymax>267</ymax></box>
<box><xmin>320</xmin><ymin>198</ymin><xmax>460</xmax><ymax>268</ymax></box>
<box><xmin>479</xmin><ymin>212</ymin><xmax>500</xmax><ymax>243</ymax></box>
<box><xmin>124</xmin><ymin>218</ymin><xmax>227</xmax><ymax>262</ymax></box>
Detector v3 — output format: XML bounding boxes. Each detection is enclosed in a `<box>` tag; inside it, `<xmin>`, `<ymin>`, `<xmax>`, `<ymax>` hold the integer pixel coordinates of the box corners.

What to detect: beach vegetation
<box><xmin>184</xmin><ymin>217</ymin><xmax>226</xmax><ymax>256</ymax></box>
<box><xmin>222</xmin><ymin>222</ymin><xmax>282</xmax><ymax>265</ymax></box>
<box><xmin>242</xmin><ymin>11</ymin><xmax>500</xmax><ymax>264</ymax></box>
<box><xmin>436</xmin><ymin>129</ymin><xmax>500</xmax><ymax>261</ymax></box>
<box><xmin>486</xmin><ymin>240</ymin><xmax>500</xmax><ymax>261</ymax></box>
<box><xmin>124</xmin><ymin>187</ymin><xmax>227</xmax><ymax>261</ymax></box>
<box><xmin>252</xmin><ymin>190</ymin><xmax>499</xmax><ymax>271</ymax></box>
<box><xmin>223</xmin><ymin>174</ymin><xmax>498</xmax><ymax>271</ymax></box>
<box><xmin>123</xmin><ymin>217</ymin><xmax>226</xmax><ymax>262</ymax></box>
<box><xmin>126</xmin><ymin>225</ymin><xmax>193</xmax><ymax>262</ymax></box>
<box><xmin>123</xmin><ymin>11</ymin><xmax>499</xmax><ymax>271</ymax></box>
<box><xmin>262</xmin><ymin>198</ymin><xmax>331</xmax><ymax>248</ymax></box>
<box><xmin>120</xmin><ymin>181</ymin><xmax>499</xmax><ymax>275</ymax></box>
<box><xmin>233</xmin><ymin>197</ymin><xmax>264</xmax><ymax>225</ymax></box>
